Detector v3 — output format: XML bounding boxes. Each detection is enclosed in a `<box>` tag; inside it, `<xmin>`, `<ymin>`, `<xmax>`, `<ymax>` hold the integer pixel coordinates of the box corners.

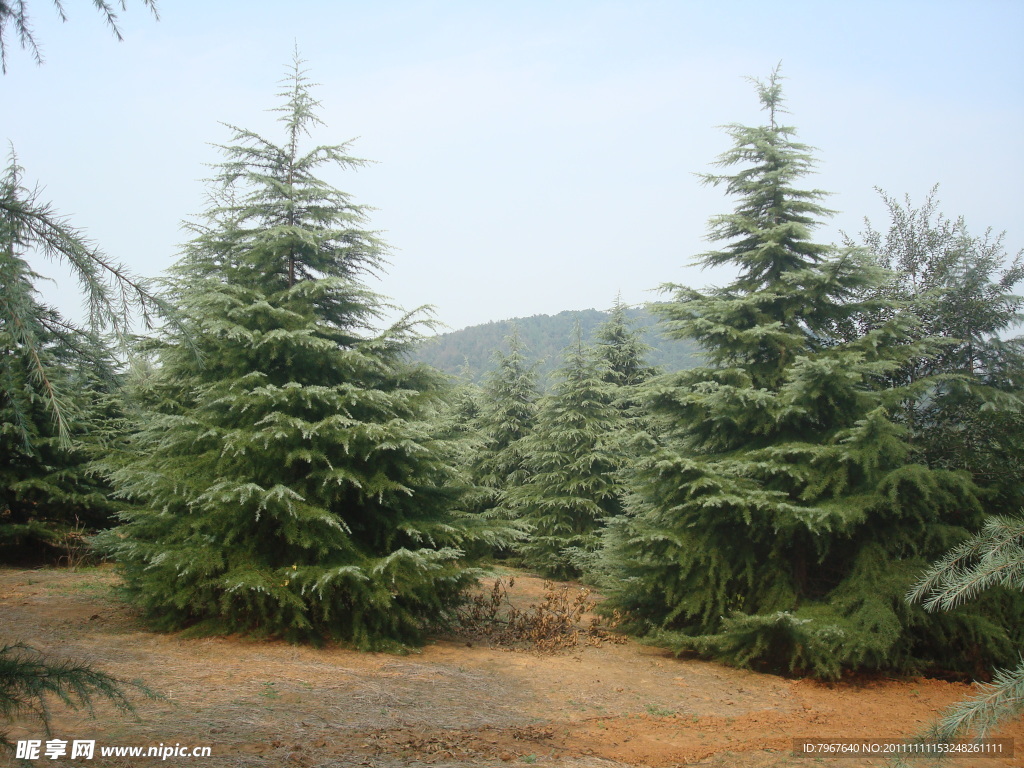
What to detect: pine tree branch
<box><xmin>0</xmin><ymin>642</ymin><xmax>154</xmax><ymax>748</ymax></box>
<box><xmin>908</xmin><ymin>513</ymin><xmax>1024</xmax><ymax>612</ymax></box>
<box><xmin>0</xmin><ymin>0</ymin><xmax>158</xmax><ymax>73</ymax></box>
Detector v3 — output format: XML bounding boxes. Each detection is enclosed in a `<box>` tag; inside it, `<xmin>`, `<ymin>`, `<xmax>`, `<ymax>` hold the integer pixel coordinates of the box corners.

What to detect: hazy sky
<box><xmin>4</xmin><ymin>0</ymin><xmax>1022</xmax><ymax>333</ymax></box>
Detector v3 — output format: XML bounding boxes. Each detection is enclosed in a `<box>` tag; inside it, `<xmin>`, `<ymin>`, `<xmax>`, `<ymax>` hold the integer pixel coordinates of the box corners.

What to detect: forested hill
<box><xmin>412</xmin><ymin>305</ymin><xmax>702</xmax><ymax>385</ymax></box>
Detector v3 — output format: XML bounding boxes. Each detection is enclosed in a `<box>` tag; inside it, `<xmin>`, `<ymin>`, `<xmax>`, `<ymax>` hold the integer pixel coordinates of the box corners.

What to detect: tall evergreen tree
<box><xmin>422</xmin><ymin>365</ymin><xmax>493</xmax><ymax>534</ymax></box>
<box><xmin>0</xmin><ymin>337</ymin><xmax>121</xmax><ymax>562</ymax></box>
<box><xmin>431</xmin><ymin>366</ymin><xmax>484</xmax><ymax>451</ymax></box>
<box><xmin>504</xmin><ymin>327</ymin><xmax>625</xmax><ymax>579</ymax></box>
<box><xmin>0</xmin><ymin>152</ymin><xmax>161</xmax><ymax>749</ymax></box>
<box><xmin>0</xmin><ymin>153</ymin><xmax>164</xmax><ymax>448</ymax></box>
<box><xmin>99</xmin><ymin>56</ymin><xmax>505</xmax><ymax>649</ymax></box>
<box><xmin>591</xmin><ymin>296</ymin><xmax>661</xmax><ymax>463</ymax></box>
<box><xmin>0</xmin><ymin>153</ymin><xmax>163</xmax><ymax>560</ymax></box>
<box><xmin>597</xmin><ymin>68</ymin><xmax>1020</xmax><ymax>679</ymax></box>
<box><xmin>593</xmin><ymin>297</ymin><xmax>658</xmax><ymax>390</ymax></box>
<box><xmin>470</xmin><ymin>328</ymin><xmax>540</xmax><ymax>507</ymax></box>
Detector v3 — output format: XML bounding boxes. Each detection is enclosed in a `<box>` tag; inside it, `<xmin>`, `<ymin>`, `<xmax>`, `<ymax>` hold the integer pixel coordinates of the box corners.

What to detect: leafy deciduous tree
<box><xmin>852</xmin><ymin>188</ymin><xmax>1024</xmax><ymax>513</ymax></box>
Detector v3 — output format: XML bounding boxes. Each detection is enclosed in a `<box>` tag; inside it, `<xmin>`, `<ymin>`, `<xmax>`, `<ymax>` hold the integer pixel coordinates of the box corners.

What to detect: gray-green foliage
<box><xmin>470</xmin><ymin>328</ymin><xmax>540</xmax><ymax>505</ymax></box>
<box><xmin>413</xmin><ymin>305</ymin><xmax>700</xmax><ymax>385</ymax></box>
<box><xmin>592</xmin><ymin>295</ymin><xmax>661</xmax><ymax>462</ymax></box>
<box><xmin>0</xmin><ymin>341</ymin><xmax>122</xmax><ymax>561</ymax></box>
<box><xmin>0</xmin><ymin>153</ymin><xmax>164</xmax><ymax>448</ymax></box>
<box><xmin>0</xmin><ymin>0</ymin><xmax>159</xmax><ymax>72</ymax></box>
<box><xmin>852</xmin><ymin>187</ymin><xmax>1024</xmax><ymax>513</ymax></box>
<box><xmin>902</xmin><ymin>513</ymin><xmax>1024</xmax><ymax>749</ymax></box>
<box><xmin>593</xmin><ymin>296</ymin><xmax>659</xmax><ymax>390</ymax></box>
<box><xmin>504</xmin><ymin>327</ymin><xmax>627</xmax><ymax>579</ymax></box>
<box><xmin>99</xmin><ymin>56</ymin><xmax>510</xmax><ymax>649</ymax></box>
<box><xmin>0</xmin><ymin>153</ymin><xmax>165</xmax><ymax>559</ymax></box>
<box><xmin>597</xmin><ymin>68</ymin><xmax>1018</xmax><ymax>680</ymax></box>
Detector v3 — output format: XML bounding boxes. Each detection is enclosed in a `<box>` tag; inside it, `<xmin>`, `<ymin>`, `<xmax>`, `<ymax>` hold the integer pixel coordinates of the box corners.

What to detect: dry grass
<box><xmin>453</xmin><ymin>577</ymin><xmax>628</xmax><ymax>652</ymax></box>
<box><xmin>3</xmin><ymin>567</ymin><xmax>1022</xmax><ymax>768</ymax></box>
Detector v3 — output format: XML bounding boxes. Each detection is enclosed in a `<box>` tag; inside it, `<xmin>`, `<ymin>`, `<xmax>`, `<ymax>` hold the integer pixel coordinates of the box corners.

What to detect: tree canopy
<box><xmin>596</xmin><ymin>67</ymin><xmax>1020</xmax><ymax>679</ymax></box>
<box><xmin>98</xmin><ymin>56</ymin><xmax>509</xmax><ymax>649</ymax></box>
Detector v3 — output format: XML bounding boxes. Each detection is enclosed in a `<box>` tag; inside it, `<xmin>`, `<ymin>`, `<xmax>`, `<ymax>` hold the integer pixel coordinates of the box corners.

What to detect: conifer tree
<box><xmin>422</xmin><ymin>366</ymin><xmax>494</xmax><ymax>532</ymax></box>
<box><xmin>470</xmin><ymin>328</ymin><xmax>540</xmax><ymax>508</ymax></box>
<box><xmin>591</xmin><ymin>296</ymin><xmax>661</xmax><ymax>465</ymax></box>
<box><xmin>0</xmin><ymin>339</ymin><xmax>121</xmax><ymax>562</ymax></box>
<box><xmin>504</xmin><ymin>327</ymin><xmax>625</xmax><ymax>579</ymax></box>
<box><xmin>598</xmin><ymin>68</ymin><xmax>1021</xmax><ymax>679</ymax></box>
<box><xmin>593</xmin><ymin>297</ymin><xmax>658</xmax><ymax>390</ymax></box>
<box><xmin>0</xmin><ymin>151</ymin><xmax>159</xmax><ymax>749</ymax></box>
<box><xmin>0</xmin><ymin>153</ymin><xmax>162</xmax><ymax>560</ymax></box>
<box><xmin>433</xmin><ymin>362</ymin><xmax>484</xmax><ymax>446</ymax></box>
<box><xmin>0</xmin><ymin>642</ymin><xmax>145</xmax><ymax>750</ymax></box>
<box><xmin>99</xmin><ymin>56</ymin><xmax>505</xmax><ymax>649</ymax></box>
<box><xmin>1</xmin><ymin>153</ymin><xmax>165</xmax><ymax>448</ymax></box>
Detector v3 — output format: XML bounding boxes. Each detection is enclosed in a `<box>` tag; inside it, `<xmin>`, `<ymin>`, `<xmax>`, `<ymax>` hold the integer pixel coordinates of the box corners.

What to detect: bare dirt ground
<box><xmin>2</xmin><ymin>565</ymin><xmax>1021</xmax><ymax>768</ymax></box>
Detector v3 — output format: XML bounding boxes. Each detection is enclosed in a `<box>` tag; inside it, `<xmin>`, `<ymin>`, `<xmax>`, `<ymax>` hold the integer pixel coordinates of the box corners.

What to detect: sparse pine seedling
<box><xmin>645</xmin><ymin>703</ymin><xmax>675</xmax><ymax>717</ymax></box>
<box><xmin>259</xmin><ymin>682</ymin><xmax>278</xmax><ymax>700</ymax></box>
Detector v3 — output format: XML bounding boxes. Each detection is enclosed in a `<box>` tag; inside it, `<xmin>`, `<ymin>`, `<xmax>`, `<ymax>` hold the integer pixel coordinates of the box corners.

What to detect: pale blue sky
<box><xmin>4</xmin><ymin>0</ymin><xmax>1022</xmax><ymax>332</ymax></box>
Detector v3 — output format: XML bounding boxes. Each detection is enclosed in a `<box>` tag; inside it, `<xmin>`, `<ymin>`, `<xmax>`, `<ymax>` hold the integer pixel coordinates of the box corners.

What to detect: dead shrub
<box><xmin>454</xmin><ymin>577</ymin><xmax>627</xmax><ymax>651</ymax></box>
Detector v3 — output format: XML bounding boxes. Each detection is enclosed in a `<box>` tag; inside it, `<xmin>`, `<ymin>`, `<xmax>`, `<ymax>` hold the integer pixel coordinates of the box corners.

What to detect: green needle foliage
<box><xmin>1</xmin><ymin>152</ymin><xmax>166</xmax><ymax>449</ymax></box>
<box><xmin>0</xmin><ymin>342</ymin><xmax>122</xmax><ymax>562</ymax></box>
<box><xmin>899</xmin><ymin>513</ymin><xmax>1024</xmax><ymax>751</ymax></box>
<box><xmin>98</xmin><ymin>55</ymin><xmax>507</xmax><ymax>649</ymax></box>
<box><xmin>505</xmin><ymin>327</ymin><xmax>626</xmax><ymax>579</ymax></box>
<box><xmin>597</xmin><ymin>67</ymin><xmax>1020</xmax><ymax>679</ymax></box>
<box><xmin>592</xmin><ymin>296</ymin><xmax>661</xmax><ymax>467</ymax></box>
<box><xmin>594</xmin><ymin>297</ymin><xmax>659</xmax><ymax>391</ymax></box>
<box><xmin>0</xmin><ymin>642</ymin><xmax>145</xmax><ymax>749</ymax></box>
<box><xmin>470</xmin><ymin>328</ymin><xmax>540</xmax><ymax>510</ymax></box>
<box><xmin>1</xmin><ymin>153</ymin><xmax>167</xmax><ymax>560</ymax></box>
<box><xmin>0</xmin><ymin>0</ymin><xmax>159</xmax><ymax>73</ymax></box>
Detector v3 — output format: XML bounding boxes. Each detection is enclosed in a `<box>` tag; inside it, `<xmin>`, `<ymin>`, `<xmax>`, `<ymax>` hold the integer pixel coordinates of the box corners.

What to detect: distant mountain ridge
<box><xmin>413</xmin><ymin>306</ymin><xmax>702</xmax><ymax>386</ymax></box>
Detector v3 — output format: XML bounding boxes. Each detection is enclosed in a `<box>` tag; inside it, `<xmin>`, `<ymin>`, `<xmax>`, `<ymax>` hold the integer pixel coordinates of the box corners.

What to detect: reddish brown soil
<box><xmin>2</xmin><ymin>566</ymin><xmax>1020</xmax><ymax>767</ymax></box>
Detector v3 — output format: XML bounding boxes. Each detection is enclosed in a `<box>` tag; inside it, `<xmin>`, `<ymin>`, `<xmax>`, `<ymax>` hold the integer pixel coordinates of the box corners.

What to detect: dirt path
<box><xmin>2</xmin><ymin>566</ymin><xmax>1020</xmax><ymax>767</ymax></box>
